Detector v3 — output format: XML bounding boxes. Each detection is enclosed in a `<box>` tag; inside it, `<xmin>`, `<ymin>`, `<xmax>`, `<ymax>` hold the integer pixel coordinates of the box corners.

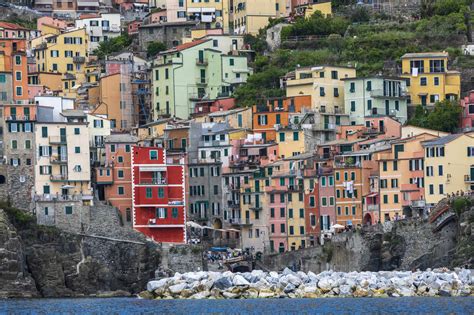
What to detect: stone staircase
<box><xmin>86</xmin><ymin>200</ymin><xmax>145</xmax><ymax>242</ymax></box>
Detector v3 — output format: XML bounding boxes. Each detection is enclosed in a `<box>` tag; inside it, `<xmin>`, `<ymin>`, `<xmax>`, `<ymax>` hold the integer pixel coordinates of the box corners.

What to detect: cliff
<box><xmin>263</xmin><ymin>196</ymin><xmax>474</xmax><ymax>273</ymax></box>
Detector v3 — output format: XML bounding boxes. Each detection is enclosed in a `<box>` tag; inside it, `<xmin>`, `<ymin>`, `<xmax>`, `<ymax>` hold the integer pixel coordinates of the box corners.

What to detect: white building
<box><xmin>75</xmin><ymin>13</ymin><xmax>121</xmax><ymax>52</ymax></box>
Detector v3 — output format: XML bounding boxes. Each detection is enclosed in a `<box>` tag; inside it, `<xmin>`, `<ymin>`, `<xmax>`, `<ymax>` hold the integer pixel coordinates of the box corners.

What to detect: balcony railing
<box><xmin>6</xmin><ymin>115</ymin><xmax>35</xmax><ymax>121</ymax></box>
<box><xmin>367</xmin><ymin>204</ymin><xmax>378</xmax><ymax>212</ymax></box>
<box><xmin>49</xmin><ymin>136</ymin><xmax>67</xmax><ymax>144</ymax></box>
<box><xmin>139</xmin><ymin>178</ymin><xmax>167</xmax><ymax>185</ymax></box>
<box><xmin>168</xmin><ymin>199</ymin><xmax>184</xmax><ymax>206</ymax></box>
<box><xmin>73</xmin><ymin>56</ymin><xmax>86</xmax><ymax>63</ymax></box>
<box><xmin>50</xmin><ymin>174</ymin><xmax>68</xmax><ymax>181</ymax></box>
<box><xmin>196</xmin><ymin>77</ymin><xmax>208</xmax><ymax>85</ymax></box>
<box><xmin>370</xmin><ymin>89</ymin><xmax>408</xmax><ymax>98</ymax></box>
<box><xmin>50</xmin><ymin>155</ymin><xmax>68</xmax><ymax>164</ymax></box>
<box><xmin>196</xmin><ymin>58</ymin><xmax>208</xmax><ymax>66</ymax></box>
<box><xmin>411</xmin><ymin>200</ymin><xmax>426</xmax><ymax>208</ymax></box>
<box><xmin>34</xmin><ymin>194</ymin><xmax>92</xmax><ymax>202</ymax></box>
<box><xmin>229</xmin><ymin>218</ymin><xmax>252</xmax><ymax>226</ymax></box>
<box><xmin>465</xmin><ymin>175</ymin><xmax>474</xmax><ymax>183</ymax></box>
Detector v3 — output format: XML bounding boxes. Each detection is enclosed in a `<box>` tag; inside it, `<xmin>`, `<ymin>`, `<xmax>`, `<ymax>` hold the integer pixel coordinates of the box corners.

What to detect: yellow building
<box><xmin>205</xmin><ymin>107</ymin><xmax>252</xmax><ymax>130</ymax></box>
<box><xmin>401</xmin><ymin>125</ymin><xmax>449</xmax><ymax>139</ymax></box>
<box><xmin>303</xmin><ymin>1</ymin><xmax>332</xmax><ymax>18</ymax></box>
<box><xmin>33</xmin><ymin>28</ymin><xmax>89</xmax><ymax>96</ymax></box>
<box><xmin>286</xmin><ymin>65</ymin><xmax>356</xmax><ymax>113</ymax></box>
<box><xmin>400</xmin><ymin>52</ymin><xmax>460</xmax><ymax>106</ymax></box>
<box><xmin>377</xmin><ymin>133</ymin><xmax>437</xmax><ymax>222</ymax></box>
<box><xmin>136</xmin><ymin>118</ymin><xmax>173</xmax><ymax>144</ymax></box>
<box><xmin>275</xmin><ymin>128</ymin><xmax>305</xmax><ymax>159</ymax></box>
<box><xmin>186</xmin><ymin>0</ymin><xmax>231</xmax><ymax>33</ymax></box>
<box><xmin>232</xmin><ymin>0</ymin><xmax>288</xmax><ymax>35</ymax></box>
<box><xmin>423</xmin><ymin>134</ymin><xmax>474</xmax><ymax>205</ymax></box>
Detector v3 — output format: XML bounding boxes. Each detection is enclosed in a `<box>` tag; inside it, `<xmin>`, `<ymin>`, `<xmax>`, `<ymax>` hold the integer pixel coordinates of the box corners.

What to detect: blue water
<box><xmin>0</xmin><ymin>297</ymin><xmax>473</xmax><ymax>314</ymax></box>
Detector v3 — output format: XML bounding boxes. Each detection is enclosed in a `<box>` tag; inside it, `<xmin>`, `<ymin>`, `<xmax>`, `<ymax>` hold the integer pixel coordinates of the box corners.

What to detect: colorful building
<box><xmin>186</xmin><ymin>0</ymin><xmax>231</xmax><ymax>33</ymax></box>
<box><xmin>131</xmin><ymin>146</ymin><xmax>186</xmax><ymax>243</ymax></box>
<box><xmin>400</xmin><ymin>52</ymin><xmax>460</xmax><ymax>106</ymax></box>
<box><xmin>151</xmin><ymin>39</ymin><xmax>251</xmax><ymax>119</ymax></box>
<box><xmin>232</xmin><ymin>0</ymin><xmax>288</xmax><ymax>35</ymax></box>
<box><xmin>376</xmin><ymin>133</ymin><xmax>437</xmax><ymax>222</ymax></box>
<box><xmin>460</xmin><ymin>90</ymin><xmax>474</xmax><ymax>131</ymax></box>
<box><xmin>75</xmin><ymin>13</ymin><xmax>121</xmax><ymax>52</ymax></box>
<box><xmin>343</xmin><ymin>76</ymin><xmax>408</xmax><ymax>125</ymax></box>
<box><xmin>285</xmin><ymin>65</ymin><xmax>356</xmax><ymax>114</ymax></box>
<box><xmin>252</xmin><ymin>95</ymin><xmax>311</xmax><ymax>142</ymax></box>
<box><xmin>423</xmin><ymin>134</ymin><xmax>474</xmax><ymax>205</ymax></box>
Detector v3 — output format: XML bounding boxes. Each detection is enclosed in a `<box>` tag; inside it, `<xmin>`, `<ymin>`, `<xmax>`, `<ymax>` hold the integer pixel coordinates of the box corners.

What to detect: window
<box><xmin>337</xmin><ymin>207</ymin><xmax>341</xmax><ymax>216</ymax></box>
<box><xmin>383</xmin><ymin>195</ymin><xmax>388</xmax><ymax>204</ymax></box>
<box><xmin>309</xmin><ymin>196</ymin><xmax>315</xmax><ymax>207</ymax></box>
<box><xmin>75</xmin><ymin>147</ymin><xmax>80</xmax><ymax>153</ymax></box>
<box><xmin>320</xmin><ymin>87</ymin><xmax>325</xmax><ymax>96</ymax></box>
<box><xmin>280</xmin><ymin>207</ymin><xmax>285</xmax><ymax>217</ymax></box>
<box><xmin>410</xmin><ymin>60</ymin><xmax>424</xmax><ymax>73</ymax></box>
<box><xmin>382</xmin><ymin>161</ymin><xmax>387</xmax><ymax>171</ymax></box>
<box><xmin>15</xmin><ymin>71</ymin><xmax>21</xmax><ymax>81</ymax></box>
<box><xmin>321</xmin><ymin>197</ymin><xmax>327</xmax><ymax>206</ymax></box>
<box><xmin>394</xmin><ymin>194</ymin><xmax>399</xmax><ymax>204</ymax></box>
<box><xmin>150</xmin><ymin>150</ymin><xmax>158</xmax><ymax>160</ymax></box>
<box><xmin>438</xmin><ymin>165</ymin><xmax>443</xmax><ymax>176</ymax></box>
<box><xmin>74</xmin><ymin>127</ymin><xmax>80</xmax><ymax>135</ymax></box>
<box><xmin>65</xmin><ymin>206</ymin><xmax>73</xmax><ymax>215</ymax></box>
<box><xmin>118</xmin><ymin>170</ymin><xmax>124</xmax><ymax>178</ymax></box>
<box><xmin>15</xmin><ymin>55</ymin><xmax>21</xmax><ymax>65</ymax></box>
<box><xmin>350</xmin><ymin>101</ymin><xmax>355</xmax><ymax>112</ymax></box>
<box><xmin>293</xmin><ymin>132</ymin><xmax>299</xmax><ymax>141</ymax></box>
<box><xmin>331</xmin><ymin>70</ymin><xmax>338</xmax><ymax>79</ymax></box>
<box><xmin>366</xmin><ymin>81</ymin><xmax>372</xmax><ymax>91</ymax></box>
<box><xmin>25</xmin><ymin>140</ymin><xmax>31</xmax><ymax>149</ymax></box>
<box><xmin>434</xmin><ymin>77</ymin><xmax>439</xmax><ymax>86</ymax></box>
<box><xmin>429</xmin><ymin>184</ymin><xmax>434</xmax><ymax>195</ymax></box>
<box><xmin>146</xmin><ymin>187</ymin><xmax>152</xmax><ymax>198</ymax></box>
<box><xmin>350</xmin><ymin>82</ymin><xmax>355</xmax><ymax>92</ymax></box>
<box><xmin>118</xmin><ymin>156</ymin><xmax>124</xmax><ymax>163</ymax></box>
<box><xmin>16</xmin><ymin>86</ymin><xmax>22</xmax><ymax>96</ymax></box>
<box><xmin>158</xmin><ymin>188</ymin><xmax>165</xmax><ymax>198</ymax></box>
<box><xmin>439</xmin><ymin>184</ymin><xmax>444</xmax><ymax>195</ymax></box>
<box><xmin>288</xmin><ymin>208</ymin><xmax>293</xmax><ymax>218</ymax></box>
<box><xmin>420</xmin><ymin>77</ymin><xmax>427</xmax><ymax>86</ymax></box>
<box><xmin>280</xmin><ymin>224</ymin><xmax>285</xmax><ymax>233</ymax></box>
<box><xmin>172</xmin><ymin>208</ymin><xmax>178</xmax><ymax>218</ymax></box>
<box><xmin>11</xmin><ymin>140</ymin><xmax>17</xmax><ymax>149</ymax></box>
<box><xmin>118</xmin><ymin>186</ymin><xmax>124</xmax><ymax>195</ymax></box>
<box><xmin>229</xmin><ymin>58</ymin><xmax>234</xmax><ymax>66</ymax></box>
<box><xmin>289</xmin><ymin>226</ymin><xmax>294</xmax><ymax>235</ymax></box>
<box><xmin>299</xmin><ymin>208</ymin><xmax>304</xmax><ymax>218</ymax></box>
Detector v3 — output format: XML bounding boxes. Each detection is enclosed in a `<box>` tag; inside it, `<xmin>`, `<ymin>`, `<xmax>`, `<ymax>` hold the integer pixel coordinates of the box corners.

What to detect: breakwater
<box><xmin>141</xmin><ymin>268</ymin><xmax>473</xmax><ymax>299</ymax></box>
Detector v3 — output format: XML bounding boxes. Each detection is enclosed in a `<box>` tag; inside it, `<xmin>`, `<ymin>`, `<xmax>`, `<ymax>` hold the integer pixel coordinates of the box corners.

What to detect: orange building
<box><xmin>96</xmin><ymin>134</ymin><xmax>138</xmax><ymax>224</ymax></box>
<box><xmin>252</xmin><ymin>95</ymin><xmax>311</xmax><ymax>142</ymax></box>
<box><xmin>0</xmin><ymin>23</ymin><xmax>29</xmax><ymax>103</ymax></box>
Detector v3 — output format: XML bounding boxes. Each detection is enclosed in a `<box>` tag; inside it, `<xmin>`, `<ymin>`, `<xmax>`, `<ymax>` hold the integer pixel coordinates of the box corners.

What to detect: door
<box><xmin>198</xmin><ymin>50</ymin><xmax>204</xmax><ymax>63</ymax></box>
<box><xmin>60</xmin><ymin>128</ymin><xmax>66</xmax><ymax>142</ymax></box>
<box><xmin>470</xmin><ymin>166</ymin><xmax>474</xmax><ymax>181</ymax></box>
<box><xmin>385</xmin><ymin>100</ymin><xmax>390</xmax><ymax>115</ymax></box>
<box><xmin>61</xmin><ymin>188</ymin><xmax>68</xmax><ymax>197</ymax></box>
<box><xmin>421</xmin><ymin>95</ymin><xmax>427</xmax><ymax>106</ymax></box>
<box><xmin>379</xmin><ymin>120</ymin><xmax>385</xmax><ymax>133</ymax></box>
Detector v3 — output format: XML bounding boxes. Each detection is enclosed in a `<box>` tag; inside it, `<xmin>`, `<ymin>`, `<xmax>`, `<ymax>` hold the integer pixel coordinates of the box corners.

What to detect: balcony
<box><xmin>50</xmin><ymin>174</ymin><xmax>68</xmax><ymax>182</ymax></box>
<box><xmin>91</xmin><ymin>140</ymin><xmax>104</xmax><ymax>148</ymax></box>
<box><xmin>139</xmin><ymin>178</ymin><xmax>167</xmax><ymax>185</ymax></box>
<box><xmin>465</xmin><ymin>175</ymin><xmax>474</xmax><ymax>183</ymax></box>
<box><xmin>367</xmin><ymin>204</ymin><xmax>378</xmax><ymax>212</ymax></box>
<box><xmin>34</xmin><ymin>194</ymin><xmax>92</xmax><ymax>202</ymax></box>
<box><xmin>227</xmin><ymin>200</ymin><xmax>240</xmax><ymax>208</ymax></box>
<box><xmin>196</xmin><ymin>77</ymin><xmax>208</xmax><ymax>86</ymax></box>
<box><xmin>6</xmin><ymin>115</ymin><xmax>35</xmax><ymax>121</ymax></box>
<box><xmin>370</xmin><ymin>89</ymin><xmax>408</xmax><ymax>99</ymax></box>
<box><xmin>196</xmin><ymin>58</ymin><xmax>208</xmax><ymax>66</ymax></box>
<box><xmin>288</xmin><ymin>185</ymin><xmax>304</xmax><ymax>192</ymax></box>
<box><xmin>49</xmin><ymin>136</ymin><xmax>67</xmax><ymax>144</ymax></box>
<box><xmin>168</xmin><ymin>199</ymin><xmax>184</xmax><ymax>206</ymax></box>
<box><xmin>229</xmin><ymin>218</ymin><xmax>252</xmax><ymax>226</ymax></box>
<box><xmin>73</xmin><ymin>56</ymin><xmax>86</xmax><ymax>63</ymax></box>
<box><xmin>411</xmin><ymin>200</ymin><xmax>426</xmax><ymax>208</ymax></box>
<box><xmin>50</xmin><ymin>155</ymin><xmax>68</xmax><ymax>164</ymax></box>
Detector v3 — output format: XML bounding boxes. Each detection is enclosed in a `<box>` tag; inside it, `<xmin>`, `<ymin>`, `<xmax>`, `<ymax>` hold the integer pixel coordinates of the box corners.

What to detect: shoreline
<box><xmin>141</xmin><ymin>268</ymin><xmax>473</xmax><ymax>300</ymax></box>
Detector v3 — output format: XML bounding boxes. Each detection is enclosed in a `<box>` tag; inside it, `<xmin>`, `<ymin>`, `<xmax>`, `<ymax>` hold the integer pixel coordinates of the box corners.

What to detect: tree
<box><xmin>350</xmin><ymin>6</ymin><xmax>371</xmax><ymax>23</ymax></box>
<box><xmin>147</xmin><ymin>41</ymin><xmax>166</xmax><ymax>58</ymax></box>
<box><xmin>93</xmin><ymin>34</ymin><xmax>132</xmax><ymax>59</ymax></box>
<box><xmin>408</xmin><ymin>100</ymin><xmax>462</xmax><ymax>133</ymax></box>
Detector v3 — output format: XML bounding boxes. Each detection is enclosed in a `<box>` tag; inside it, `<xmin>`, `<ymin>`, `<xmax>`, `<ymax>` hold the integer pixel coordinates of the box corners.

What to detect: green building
<box><xmin>151</xmin><ymin>39</ymin><xmax>252</xmax><ymax>120</ymax></box>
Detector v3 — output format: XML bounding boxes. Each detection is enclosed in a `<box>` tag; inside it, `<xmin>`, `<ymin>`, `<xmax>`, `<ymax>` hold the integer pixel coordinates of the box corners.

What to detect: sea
<box><xmin>0</xmin><ymin>297</ymin><xmax>473</xmax><ymax>315</ymax></box>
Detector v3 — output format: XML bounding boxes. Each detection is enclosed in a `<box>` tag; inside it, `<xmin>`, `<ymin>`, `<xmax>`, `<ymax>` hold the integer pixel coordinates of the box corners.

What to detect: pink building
<box><xmin>193</xmin><ymin>97</ymin><xmax>236</xmax><ymax>116</ymax></box>
<box><xmin>150</xmin><ymin>11</ymin><xmax>167</xmax><ymax>24</ymax></box>
<box><xmin>128</xmin><ymin>20</ymin><xmax>142</xmax><ymax>36</ymax></box>
<box><xmin>461</xmin><ymin>90</ymin><xmax>474</xmax><ymax>131</ymax></box>
<box><xmin>318</xmin><ymin>166</ymin><xmax>335</xmax><ymax>234</ymax></box>
<box><xmin>37</xmin><ymin>16</ymin><xmax>69</xmax><ymax>31</ymax></box>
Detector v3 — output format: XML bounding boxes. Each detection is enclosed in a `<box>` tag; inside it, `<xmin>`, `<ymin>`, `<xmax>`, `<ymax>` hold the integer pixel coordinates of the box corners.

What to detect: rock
<box><xmin>317</xmin><ymin>278</ymin><xmax>335</xmax><ymax>291</ymax></box>
<box><xmin>213</xmin><ymin>277</ymin><xmax>233</xmax><ymax>290</ymax></box>
<box><xmin>283</xmin><ymin>283</ymin><xmax>296</xmax><ymax>293</ymax></box>
<box><xmin>223</xmin><ymin>291</ymin><xmax>239</xmax><ymax>299</ymax></box>
<box><xmin>234</xmin><ymin>275</ymin><xmax>250</xmax><ymax>286</ymax></box>
<box><xmin>190</xmin><ymin>290</ymin><xmax>210</xmax><ymax>299</ymax></box>
<box><xmin>147</xmin><ymin>278</ymin><xmax>170</xmax><ymax>292</ymax></box>
<box><xmin>243</xmin><ymin>288</ymin><xmax>259</xmax><ymax>299</ymax></box>
<box><xmin>396</xmin><ymin>286</ymin><xmax>414</xmax><ymax>297</ymax></box>
<box><xmin>138</xmin><ymin>290</ymin><xmax>154</xmax><ymax>299</ymax></box>
<box><xmin>169</xmin><ymin>283</ymin><xmax>188</xmax><ymax>295</ymax></box>
<box><xmin>210</xmin><ymin>288</ymin><xmax>223</xmax><ymax>299</ymax></box>
<box><xmin>339</xmin><ymin>285</ymin><xmax>352</xmax><ymax>296</ymax></box>
<box><xmin>179</xmin><ymin>289</ymin><xmax>194</xmax><ymax>298</ymax></box>
<box><xmin>353</xmin><ymin>288</ymin><xmax>369</xmax><ymax>297</ymax></box>
<box><xmin>259</xmin><ymin>288</ymin><xmax>276</xmax><ymax>298</ymax></box>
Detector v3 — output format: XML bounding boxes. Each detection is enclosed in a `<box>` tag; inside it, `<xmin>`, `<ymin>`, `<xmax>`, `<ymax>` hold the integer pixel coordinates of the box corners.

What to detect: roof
<box><xmin>105</xmin><ymin>134</ymin><xmax>138</xmax><ymax>143</ymax></box>
<box><xmin>401</xmin><ymin>52</ymin><xmax>449</xmax><ymax>59</ymax></box>
<box><xmin>139</xmin><ymin>20</ymin><xmax>197</xmax><ymax>29</ymax></box>
<box><xmin>77</xmin><ymin>14</ymin><xmax>101</xmax><ymax>19</ymax></box>
<box><xmin>0</xmin><ymin>22</ymin><xmax>29</xmax><ymax>31</ymax></box>
<box><xmin>161</xmin><ymin>39</ymin><xmax>210</xmax><ymax>54</ymax></box>
<box><xmin>61</xmin><ymin>109</ymin><xmax>86</xmax><ymax>118</ymax></box>
<box><xmin>422</xmin><ymin>134</ymin><xmax>462</xmax><ymax>146</ymax></box>
<box><xmin>207</xmin><ymin>107</ymin><xmax>248</xmax><ymax>117</ymax></box>
<box><xmin>341</xmin><ymin>75</ymin><xmax>405</xmax><ymax>81</ymax></box>
<box><xmin>321</xmin><ymin>138</ymin><xmax>364</xmax><ymax>146</ymax></box>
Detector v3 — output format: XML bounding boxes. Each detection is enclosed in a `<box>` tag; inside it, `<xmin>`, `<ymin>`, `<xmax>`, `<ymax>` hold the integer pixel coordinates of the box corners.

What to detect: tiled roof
<box><xmin>162</xmin><ymin>39</ymin><xmax>210</xmax><ymax>54</ymax></box>
<box><xmin>422</xmin><ymin>134</ymin><xmax>462</xmax><ymax>146</ymax></box>
<box><xmin>401</xmin><ymin>52</ymin><xmax>449</xmax><ymax>59</ymax></box>
<box><xmin>0</xmin><ymin>22</ymin><xmax>29</xmax><ymax>30</ymax></box>
<box><xmin>105</xmin><ymin>134</ymin><xmax>138</xmax><ymax>143</ymax></box>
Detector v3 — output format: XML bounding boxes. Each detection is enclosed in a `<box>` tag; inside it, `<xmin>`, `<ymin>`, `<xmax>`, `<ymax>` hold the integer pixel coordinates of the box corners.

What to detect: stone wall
<box><xmin>162</xmin><ymin>244</ymin><xmax>206</xmax><ymax>273</ymax></box>
<box><xmin>36</xmin><ymin>201</ymin><xmax>90</xmax><ymax>233</ymax></box>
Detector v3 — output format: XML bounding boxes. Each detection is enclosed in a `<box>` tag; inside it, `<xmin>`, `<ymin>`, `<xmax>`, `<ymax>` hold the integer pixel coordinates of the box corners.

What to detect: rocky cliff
<box><xmin>263</xmin><ymin>196</ymin><xmax>473</xmax><ymax>273</ymax></box>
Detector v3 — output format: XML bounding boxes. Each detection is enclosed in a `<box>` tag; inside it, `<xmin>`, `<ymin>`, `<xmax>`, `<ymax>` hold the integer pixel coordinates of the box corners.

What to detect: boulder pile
<box><xmin>140</xmin><ymin>268</ymin><xmax>473</xmax><ymax>299</ymax></box>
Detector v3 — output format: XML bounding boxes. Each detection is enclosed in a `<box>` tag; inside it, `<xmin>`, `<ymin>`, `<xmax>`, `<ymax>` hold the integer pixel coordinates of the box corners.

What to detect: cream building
<box><xmin>87</xmin><ymin>114</ymin><xmax>111</xmax><ymax>165</ymax></box>
<box><xmin>232</xmin><ymin>0</ymin><xmax>289</xmax><ymax>35</ymax></box>
<box><xmin>423</xmin><ymin>134</ymin><xmax>474</xmax><ymax>205</ymax></box>
<box><xmin>285</xmin><ymin>65</ymin><xmax>356</xmax><ymax>114</ymax></box>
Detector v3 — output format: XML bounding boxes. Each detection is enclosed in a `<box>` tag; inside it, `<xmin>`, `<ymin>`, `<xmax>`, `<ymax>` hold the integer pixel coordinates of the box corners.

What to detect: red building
<box><xmin>132</xmin><ymin>146</ymin><xmax>186</xmax><ymax>243</ymax></box>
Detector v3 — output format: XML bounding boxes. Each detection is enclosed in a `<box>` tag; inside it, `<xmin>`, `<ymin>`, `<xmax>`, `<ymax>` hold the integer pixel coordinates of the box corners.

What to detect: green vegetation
<box><xmin>0</xmin><ymin>200</ymin><xmax>34</xmax><ymax>228</ymax></box>
<box><xmin>0</xmin><ymin>14</ymin><xmax>37</xmax><ymax>30</ymax></box>
<box><xmin>235</xmin><ymin>2</ymin><xmax>473</xmax><ymax>108</ymax></box>
<box><xmin>408</xmin><ymin>100</ymin><xmax>463</xmax><ymax>133</ymax></box>
<box><xmin>453</xmin><ymin>197</ymin><xmax>472</xmax><ymax>216</ymax></box>
<box><xmin>147</xmin><ymin>41</ymin><xmax>167</xmax><ymax>58</ymax></box>
<box><xmin>93</xmin><ymin>33</ymin><xmax>133</xmax><ymax>59</ymax></box>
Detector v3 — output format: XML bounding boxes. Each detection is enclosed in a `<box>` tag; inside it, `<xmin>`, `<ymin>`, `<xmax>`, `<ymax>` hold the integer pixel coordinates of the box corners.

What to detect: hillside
<box><xmin>235</xmin><ymin>1</ymin><xmax>474</xmax><ymax>107</ymax></box>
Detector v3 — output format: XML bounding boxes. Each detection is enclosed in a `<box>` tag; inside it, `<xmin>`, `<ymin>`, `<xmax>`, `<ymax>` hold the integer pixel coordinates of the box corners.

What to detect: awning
<box><xmin>365</xmin><ymin>192</ymin><xmax>378</xmax><ymax>198</ymax></box>
<box><xmin>187</xmin><ymin>8</ymin><xmax>201</xmax><ymax>13</ymax></box>
<box><xmin>139</xmin><ymin>166</ymin><xmax>166</xmax><ymax>172</ymax></box>
<box><xmin>201</xmin><ymin>8</ymin><xmax>216</xmax><ymax>13</ymax></box>
<box><xmin>62</xmin><ymin>185</ymin><xmax>75</xmax><ymax>189</ymax></box>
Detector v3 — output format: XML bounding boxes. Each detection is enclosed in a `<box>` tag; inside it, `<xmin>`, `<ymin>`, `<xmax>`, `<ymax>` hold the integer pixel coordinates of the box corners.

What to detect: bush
<box><xmin>408</xmin><ymin>100</ymin><xmax>463</xmax><ymax>133</ymax></box>
<box><xmin>453</xmin><ymin>197</ymin><xmax>472</xmax><ymax>216</ymax></box>
<box><xmin>0</xmin><ymin>200</ymin><xmax>35</xmax><ymax>228</ymax></box>
<box><xmin>147</xmin><ymin>41</ymin><xmax>166</xmax><ymax>58</ymax></box>
<box><xmin>93</xmin><ymin>33</ymin><xmax>132</xmax><ymax>59</ymax></box>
